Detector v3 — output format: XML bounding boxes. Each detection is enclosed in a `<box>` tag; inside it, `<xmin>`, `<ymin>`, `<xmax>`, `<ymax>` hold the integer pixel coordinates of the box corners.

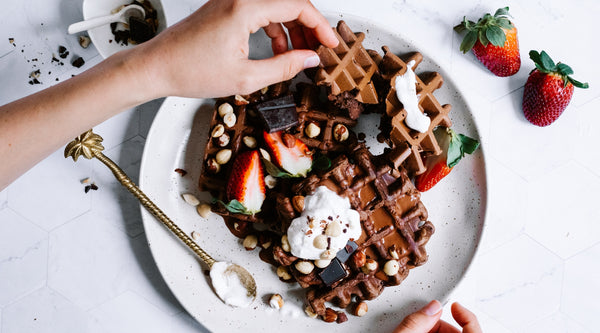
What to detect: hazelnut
<box><xmin>295</xmin><ymin>260</ymin><xmax>314</xmax><ymax>275</ymax></box>
<box><xmin>215</xmin><ymin>132</ymin><xmax>230</xmax><ymax>147</ymax></box>
<box><xmin>362</xmin><ymin>259</ymin><xmax>378</xmax><ymax>273</ymax></box>
<box><xmin>323</xmin><ymin>308</ymin><xmax>338</xmax><ymax>323</ymax></box>
<box><xmin>276</xmin><ymin>266</ymin><xmax>292</xmax><ymax>280</ymax></box>
<box><xmin>218</xmin><ymin>103</ymin><xmax>234</xmax><ymax>117</ymax></box>
<box><xmin>305</xmin><ymin>122</ymin><xmax>321</xmax><ymax>138</ymax></box>
<box><xmin>388</xmin><ymin>245</ymin><xmax>400</xmax><ymax>260</ymax></box>
<box><xmin>223</xmin><ymin>113</ymin><xmax>237</xmax><ymax>128</ymax></box>
<box><xmin>292</xmin><ymin>195</ymin><xmax>305</xmax><ymax>213</ymax></box>
<box><xmin>320</xmin><ymin>249</ymin><xmax>336</xmax><ymax>260</ymax></box>
<box><xmin>325</xmin><ymin>222</ymin><xmax>342</xmax><ymax>237</ymax></box>
<box><xmin>384</xmin><ymin>259</ymin><xmax>400</xmax><ymax>276</ymax></box>
<box><xmin>264</xmin><ymin>175</ymin><xmax>277</xmax><ymax>189</ymax></box>
<box><xmin>215</xmin><ymin>149</ymin><xmax>232</xmax><ymax>164</ymax></box>
<box><xmin>196</xmin><ymin>203</ymin><xmax>212</xmax><ymax>218</ymax></box>
<box><xmin>260</xmin><ymin>86</ymin><xmax>269</xmax><ymax>95</ymax></box>
<box><xmin>259</xmin><ymin>148</ymin><xmax>271</xmax><ymax>161</ymax></box>
<box><xmin>234</xmin><ymin>94</ymin><xmax>249</xmax><ymax>105</ymax></box>
<box><xmin>282</xmin><ymin>133</ymin><xmax>296</xmax><ymax>148</ymax></box>
<box><xmin>314</xmin><ymin>259</ymin><xmax>331</xmax><ymax>268</ymax></box>
<box><xmin>211</xmin><ymin>124</ymin><xmax>225</xmax><ymax>138</ymax></box>
<box><xmin>206</xmin><ymin>158</ymin><xmax>220</xmax><ymax>174</ymax></box>
<box><xmin>305</xmin><ymin>306</ymin><xmax>318</xmax><ymax>319</ymax></box>
<box><xmin>281</xmin><ymin>235</ymin><xmax>291</xmax><ymax>252</ymax></box>
<box><xmin>191</xmin><ymin>231</ymin><xmax>200</xmax><ymax>241</ymax></box>
<box><xmin>78</xmin><ymin>35</ymin><xmax>91</xmax><ymax>49</ymax></box>
<box><xmin>351</xmin><ymin>251</ymin><xmax>366</xmax><ymax>268</ymax></box>
<box><xmin>269</xmin><ymin>294</ymin><xmax>284</xmax><ymax>309</ymax></box>
<box><xmin>354</xmin><ymin>301</ymin><xmax>368</xmax><ymax>317</ymax></box>
<box><xmin>243</xmin><ymin>136</ymin><xmax>257</xmax><ymax>148</ymax></box>
<box><xmin>333</xmin><ymin>124</ymin><xmax>349</xmax><ymax>142</ymax></box>
<box><xmin>313</xmin><ymin>235</ymin><xmax>328</xmax><ymax>249</ymax></box>
<box><xmin>243</xmin><ymin>234</ymin><xmax>258</xmax><ymax>250</ymax></box>
<box><xmin>181</xmin><ymin>193</ymin><xmax>200</xmax><ymax>206</ymax></box>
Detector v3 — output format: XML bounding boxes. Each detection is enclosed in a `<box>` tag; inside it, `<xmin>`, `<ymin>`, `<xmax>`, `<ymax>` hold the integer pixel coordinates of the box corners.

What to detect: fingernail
<box><xmin>421</xmin><ymin>300</ymin><xmax>442</xmax><ymax>316</ymax></box>
<box><xmin>303</xmin><ymin>55</ymin><xmax>320</xmax><ymax>69</ymax></box>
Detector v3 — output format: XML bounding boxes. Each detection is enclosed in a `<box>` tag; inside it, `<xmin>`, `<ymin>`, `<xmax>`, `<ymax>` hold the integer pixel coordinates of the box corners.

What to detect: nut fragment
<box><xmin>215</xmin><ymin>149</ymin><xmax>232</xmax><ymax>164</ymax></box>
<box><xmin>218</xmin><ymin>103</ymin><xmax>234</xmax><ymax>117</ymax></box>
<box><xmin>269</xmin><ymin>294</ymin><xmax>284</xmax><ymax>309</ymax></box>
<box><xmin>323</xmin><ymin>308</ymin><xmax>338</xmax><ymax>323</ymax></box>
<box><xmin>206</xmin><ymin>158</ymin><xmax>220</xmax><ymax>173</ymax></box>
<box><xmin>276</xmin><ymin>266</ymin><xmax>292</xmax><ymax>280</ymax></box>
<box><xmin>223</xmin><ymin>113</ymin><xmax>237</xmax><ymax>128</ymax></box>
<box><xmin>336</xmin><ymin>312</ymin><xmax>348</xmax><ymax>323</ymax></box>
<box><xmin>362</xmin><ymin>259</ymin><xmax>378</xmax><ymax>273</ymax></box>
<box><xmin>305</xmin><ymin>306</ymin><xmax>318</xmax><ymax>319</ymax></box>
<box><xmin>191</xmin><ymin>231</ymin><xmax>201</xmax><ymax>241</ymax></box>
<box><xmin>354</xmin><ymin>301</ymin><xmax>368</xmax><ymax>317</ymax></box>
<box><xmin>388</xmin><ymin>245</ymin><xmax>400</xmax><ymax>260</ymax></box>
<box><xmin>215</xmin><ymin>132</ymin><xmax>230</xmax><ymax>147</ymax></box>
<box><xmin>292</xmin><ymin>195</ymin><xmax>305</xmax><ymax>213</ymax></box>
<box><xmin>325</xmin><ymin>222</ymin><xmax>342</xmax><ymax>237</ymax></box>
<box><xmin>196</xmin><ymin>203</ymin><xmax>212</xmax><ymax>218</ymax></box>
<box><xmin>384</xmin><ymin>259</ymin><xmax>400</xmax><ymax>276</ymax></box>
<box><xmin>78</xmin><ymin>35</ymin><xmax>91</xmax><ymax>49</ymax></box>
<box><xmin>259</xmin><ymin>148</ymin><xmax>271</xmax><ymax>161</ymax></box>
<box><xmin>281</xmin><ymin>235</ymin><xmax>291</xmax><ymax>252</ymax></box>
<box><xmin>305</xmin><ymin>122</ymin><xmax>321</xmax><ymax>138</ymax></box>
<box><xmin>234</xmin><ymin>94</ymin><xmax>249</xmax><ymax>105</ymax></box>
<box><xmin>314</xmin><ymin>259</ymin><xmax>331</xmax><ymax>268</ymax></box>
<box><xmin>333</xmin><ymin>124</ymin><xmax>349</xmax><ymax>142</ymax></box>
<box><xmin>264</xmin><ymin>175</ymin><xmax>277</xmax><ymax>189</ymax></box>
<box><xmin>282</xmin><ymin>133</ymin><xmax>296</xmax><ymax>148</ymax></box>
<box><xmin>243</xmin><ymin>234</ymin><xmax>258</xmax><ymax>250</ymax></box>
<box><xmin>351</xmin><ymin>251</ymin><xmax>366</xmax><ymax>268</ymax></box>
<box><xmin>211</xmin><ymin>124</ymin><xmax>225</xmax><ymax>138</ymax></box>
<box><xmin>313</xmin><ymin>235</ymin><xmax>328</xmax><ymax>249</ymax></box>
<box><xmin>260</xmin><ymin>86</ymin><xmax>269</xmax><ymax>95</ymax></box>
<box><xmin>320</xmin><ymin>249</ymin><xmax>336</xmax><ymax>260</ymax></box>
<box><xmin>181</xmin><ymin>193</ymin><xmax>200</xmax><ymax>206</ymax></box>
<box><xmin>243</xmin><ymin>136</ymin><xmax>257</xmax><ymax>148</ymax></box>
<box><xmin>295</xmin><ymin>260</ymin><xmax>315</xmax><ymax>275</ymax></box>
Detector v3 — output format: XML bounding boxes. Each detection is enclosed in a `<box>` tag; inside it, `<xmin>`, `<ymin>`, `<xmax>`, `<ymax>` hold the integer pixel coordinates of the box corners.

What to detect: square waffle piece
<box><xmin>380</xmin><ymin>46</ymin><xmax>452</xmax><ymax>176</ymax></box>
<box><xmin>270</xmin><ymin>142</ymin><xmax>434</xmax><ymax>320</ymax></box>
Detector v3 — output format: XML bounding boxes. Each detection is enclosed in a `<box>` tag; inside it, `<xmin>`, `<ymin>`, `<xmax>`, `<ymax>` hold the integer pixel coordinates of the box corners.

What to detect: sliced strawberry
<box><xmin>263</xmin><ymin>131</ymin><xmax>313</xmax><ymax>177</ymax></box>
<box><xmin>415</xmin><ymin>128</ymin><xmax>479</xmax><ymax>192</ymax></box>
<box><xmin>226</xmin><ymin>150</ymin><xmax>265</xmax><ymax>214</ymax></box>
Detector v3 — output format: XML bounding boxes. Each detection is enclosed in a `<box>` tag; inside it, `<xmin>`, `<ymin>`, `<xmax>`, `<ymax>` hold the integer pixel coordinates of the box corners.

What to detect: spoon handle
<box><xmin>68</xmin><ymin>13</ymin><xmax>122</xmax><ymax>34</ymax></box>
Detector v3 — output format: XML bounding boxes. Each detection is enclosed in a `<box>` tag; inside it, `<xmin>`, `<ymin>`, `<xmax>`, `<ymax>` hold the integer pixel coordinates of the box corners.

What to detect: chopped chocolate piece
<box><xmin>58</xmin><ymin>45</ymin><xmax>69</xmax><ymax>59</ymax></box>
<box><xmin>256</xmin><ymin>95</ymin><xmax>299</xmax><ymax>132</ymax></box>
<box><xmin>72</xmin><ymin>57</ymin><xmax>85</xmax><ymax>68</ymax></box>
<box><xmin>51</xmin><ymin>55</ymin><xmax>59</xmax><ymax>63</ymax></box>
<box><xmin>84</xmin><ymin>185</ymin><xmax>91</xmax><ymax>193</ymax></box>
<box><xmin>90</xmin><ymin>183</ymin><xmax>99</xmax><ymax>191</ymax></box>
<box><xmin>335</xmin><ymin>240</ymin><xmax>358</xmax><ymax>263</ymax></box>
<box><xmin>129</xmin><ymin>16</ymin><xmax>155</xmax><ymax>44</ymax></box>
<box><xmin>174</xmin><ymin>168</ymin><xmax>188</xmax><ymax>176</ymax></box>
<box><xmin>319</xmin><ymin>258</ymin><xmax>348</xmax><ymax>286</ymax></box>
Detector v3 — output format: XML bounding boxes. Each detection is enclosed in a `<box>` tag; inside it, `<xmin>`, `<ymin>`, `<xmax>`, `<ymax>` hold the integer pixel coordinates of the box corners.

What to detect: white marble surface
<box><xmin>1</xmin><ymin>0</ymin><xmax>599</xmax><ymax>332</ymax></box>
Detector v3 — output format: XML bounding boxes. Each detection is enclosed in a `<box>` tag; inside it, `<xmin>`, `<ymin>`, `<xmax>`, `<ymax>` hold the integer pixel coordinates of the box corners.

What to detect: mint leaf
<box><xmin>262</xmin><ymin>158</ymin><xmax>294</xmax><ymax>178</ymax></box>
<box><xmin>311</xmin><ymin>154</ymin><xmax>331</xmax><ymax>171</ymax></box>
<box><xmin>460</xmin><ymin>31</ymin><xmax>478</xmax><ymax>53</ymax></box>
<box><xmin>485</xmin><ymin>25</ymin><xmax>506</xmax><ymax>46</ymax></box>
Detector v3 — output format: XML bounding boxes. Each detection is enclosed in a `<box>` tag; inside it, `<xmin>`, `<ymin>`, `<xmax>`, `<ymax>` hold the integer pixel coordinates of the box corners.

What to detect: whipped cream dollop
<box><xmin>209</xmin><ymin>261</ymin><xmax>254</xmax><ymax>307</ymax></box>
<box><xmin>287</xmin><ymin>186</ymin><xmax>362</xmax><ymax>260</ymax></box>
<box><xmin>394</xmin><ymin>60</ymin><xmax>431</xmax><ymax>133</ymax></box>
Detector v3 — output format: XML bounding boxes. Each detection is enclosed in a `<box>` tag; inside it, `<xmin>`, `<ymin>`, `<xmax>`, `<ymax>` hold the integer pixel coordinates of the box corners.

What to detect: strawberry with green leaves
<box><xmin>415</xmin><ymin>128</ymin><xmax>480</xmax><ymax>192</ymax></box>
<box><xmin>455</xmin><ymin>7</ymin><xmax>521</xmax><ymax>77</ymax></box>
<box><xmin>522</xmin><ymin>50</ymin><xmax>589</xmax><ymax>127</ymax></box>
<box><xmin>223</xmin><ymin>150</ymin><xmax>266</xmax><ymax>215</ymax></box>
<box><xmin>263</xmin><ymin>131</ymin><xmax>313</xmax><ymax>178</ymax></box>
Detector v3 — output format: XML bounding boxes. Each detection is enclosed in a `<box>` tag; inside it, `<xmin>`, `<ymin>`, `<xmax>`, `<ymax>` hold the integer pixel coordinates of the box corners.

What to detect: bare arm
<box><xmin>0</xmin><ymin>0</ymin><xmax>338</xmax><ymax>190</ymax></box>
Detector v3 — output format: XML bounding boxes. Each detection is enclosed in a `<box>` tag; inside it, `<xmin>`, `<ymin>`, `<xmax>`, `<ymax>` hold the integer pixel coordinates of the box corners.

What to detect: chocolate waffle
<box><xmin>314</xmin><ymin>21</ymin><xmax>379</xmax><ymax>105</ymax></box>
<box><xmin>380</xmin><ymin>46</ymin><xmax>452</xmax><ymax>176</ymax></box>
<box><xmin>291</xmin><ymin>83</ymin><xmax>358</xmax><ymax>153</ymax></box>
<box><xmin>272</xmin><ymin>143</ymin><xmax>434</xmax><ymax>318</ymax></box>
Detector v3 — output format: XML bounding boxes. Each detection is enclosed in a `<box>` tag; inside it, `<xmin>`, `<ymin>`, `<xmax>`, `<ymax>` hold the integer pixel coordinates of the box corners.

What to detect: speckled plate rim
<box><xmin>139</xmin><ymin>12</ymin><xmax>488</xmax><ymax>333</ymax></box>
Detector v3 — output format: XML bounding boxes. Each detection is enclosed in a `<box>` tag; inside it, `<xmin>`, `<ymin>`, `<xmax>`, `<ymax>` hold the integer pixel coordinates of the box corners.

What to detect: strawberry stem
<box><xmin>529</xmin><ymin>50</ymin><xmax>589</xmax><ymax>89</ymax></box>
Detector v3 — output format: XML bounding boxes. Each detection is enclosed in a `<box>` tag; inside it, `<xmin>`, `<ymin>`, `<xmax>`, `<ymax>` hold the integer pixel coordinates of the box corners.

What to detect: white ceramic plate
<box><xmin>139</xmin><ymin>15</ymin><xmax>487</xmax><ymax>333</ymax></box>
<box><xmin>82</xmin><ymin>0</ymin><xmax>167</xmax><ymax>59</ymax></box>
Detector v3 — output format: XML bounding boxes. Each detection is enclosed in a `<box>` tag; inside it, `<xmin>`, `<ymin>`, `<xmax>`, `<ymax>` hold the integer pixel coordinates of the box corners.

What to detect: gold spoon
<box><xmin>64</xmin><ymin>129</ymin><xmax>257</xmax><ymax>306</ymax></box>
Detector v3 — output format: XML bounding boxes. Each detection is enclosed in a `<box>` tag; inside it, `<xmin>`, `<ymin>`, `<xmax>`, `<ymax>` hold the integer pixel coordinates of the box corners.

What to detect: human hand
<box><xmin>136</xmin><ymin>0</ymin><xmax>338</xmax><ymax>99</ymax></box>
<box><xmin>393</xmin><ymin>300</ymin><xmax>482</xmax><ymax>333</ymax></box>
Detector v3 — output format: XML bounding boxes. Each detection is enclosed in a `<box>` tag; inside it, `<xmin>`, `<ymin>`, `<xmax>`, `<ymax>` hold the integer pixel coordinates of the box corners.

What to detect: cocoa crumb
<box><xmin>336</xmin><ymin>312</ymin><xmax>348</xmax><ymax>323</ymax></box>
<box><xmin>174</xmin><ymin>168</ymin><xmax>188</xmax><ymax>176</ymax></box>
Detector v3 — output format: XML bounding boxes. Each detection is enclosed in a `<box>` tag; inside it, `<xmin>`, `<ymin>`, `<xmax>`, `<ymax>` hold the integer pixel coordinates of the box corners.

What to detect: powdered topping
<box><xmin>394</xmin><ymin>60</ymin><xmax>431</xmax><ymax>133</ymax></box>
<box><xmin>287</xmin><ymin>186</ymin><xmax>361</xmax><ymax>260</ymax></box>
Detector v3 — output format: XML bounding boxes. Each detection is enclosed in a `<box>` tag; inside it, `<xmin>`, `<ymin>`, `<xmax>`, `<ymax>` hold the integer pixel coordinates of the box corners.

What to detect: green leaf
<box><xmin>262</xmin><ymin>158</ymin><xmax>294</xmax><ymax>178</ymax></box>
<box><xmin>485</xmin><ymin>25</ymin><xmax>506</xmax><ymax>46</ymax></box>
<box><xmin>529</xmin><ymin>50</ymin><xmax>542</xmax><ymax>65</ymax></box>
<box><xmin>446</xmin><ymin>129</ymin><xmax>480</xmax><ymax>168</ymax></box>
<box><xmin>478</xmin><ymin>29</ymin><xmax>490</xmax><ymax>46</ymax></box>
<box><xmin>311</xmin><ymin>154</ymin><xmax>331</xmax><ymax>171</ymax></box>
<box><xmin>212</xmin><ymin>198</ymin><xmax>252</xmax><ymax>215</ymax></box>
<box><xmin>539</xmin><ymin>51</ymin><xmax>556</xmax><ymax>71</ymax></box>
<box><xmin>568</xmin><ymin>77</ymin><xmax>589</xmax><ymax>89</ymax></box>
<box><xmin>494</xmin><ymin>7</ymin><xmax>510</xmax><ymax>17</ymax></box>
<box><xmin>556</xmin><ymin>62</ymin><xmax>574</xmax><ymax>76</ymax></box>
<box><xmin>460</xmin><ymin>31</ymin><xmax>478</xmax><ymax>53</ymax></box>
<box><xmin>496</xmin><ymin>17</ymin><xmax>514</xmax><ymax>30</ymax></box>
<box><xmin>458</xmin><ymin>134</ymin><xmax>480</xmax><ymax>155</ymax></box>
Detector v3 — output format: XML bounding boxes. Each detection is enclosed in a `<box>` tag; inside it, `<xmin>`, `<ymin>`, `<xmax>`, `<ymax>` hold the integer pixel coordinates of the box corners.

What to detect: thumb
<box><xmin>246</xmin><ymin>50</ymin><xmax>321</xmax><ymax>90</ymax></box>
<box><xmin>393</xmin><ymin>300</ymin><xmax>443</xmax><ymax>333</ymax></box>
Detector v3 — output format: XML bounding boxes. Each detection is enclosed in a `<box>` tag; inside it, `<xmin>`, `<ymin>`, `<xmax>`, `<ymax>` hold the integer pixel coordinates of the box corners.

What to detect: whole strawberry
<box><xmin>523</xmin><ymin>50</ymin><xmax>589</xmax><ymax>126</ymax></box>
<box><xmin>455</xmin><ymin>7</ymin><xmax>521</xmax><ymax>77</ymax></box>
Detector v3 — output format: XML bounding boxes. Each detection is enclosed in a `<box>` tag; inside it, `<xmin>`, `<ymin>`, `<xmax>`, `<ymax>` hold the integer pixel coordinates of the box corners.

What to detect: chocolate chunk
<box><xmin>256</xmin><ymin>95</ymin><xmax>299</xmax><ymax>132</ymax></box>
<box><xmin>335</xmin><ymin>240</ymin><xmax>358</xmax><ymax>263</ymax></box>
<box><xmin>72</xmin><ymin>57</ymin><xmax>85</xmax><ymax>68</ymax></box>
<box><xmin>129</xmin><ymin>16</ymin><xmax>155</xmax><ymax>44</ymax></box>
<box><xmin>319</xmin><ymin>258</ymin><xmax>348</xmax><ymax>286</ymax></box>
<box><xmin>58</xmin><ymin>45</ymin><xmax>69</xmax><ymax>59</ymax></box>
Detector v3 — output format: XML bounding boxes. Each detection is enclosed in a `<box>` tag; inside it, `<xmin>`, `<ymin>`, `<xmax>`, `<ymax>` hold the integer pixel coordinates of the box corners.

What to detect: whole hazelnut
<box><xmin>325</xmin><ymin>222</ymin><xmax>342</xmax><ymax>237</ymax></box>
<box><xmin>243</xmin><ymin>136</ymin><xmax>257</xmax><ymax>148</ymax></box>
<box><xmin>223</xmin><ymin>113</ymin><xmax>237</xmax><ymax>128</ymax></box>
<box><xmin>215</xmin><ymin>132</ymin><xmax>230</xmax><ymax>147</ymax></box>
<box><xmin>217</xmin><ymin>103</ymin><xmax>233</xmax><ymax>117</ymax></box>
<box><xmin>314</xmin><ymin>259</ymin><xmax>331</xmax><ymax>268</ymax></box>
<box><xmin>362</xmin><ymin>259</ymin><xmax>378</xmax><ymax>273</ymax></box>
<box><xmin>292</xmin><ymin>195</ymin><xmax>305</xmax><ymax>213</ymax></box>
<box><xmin>211</xmin><ymin>124</ymin><xmax>225</xmax><ymax>138</ymax></box>
<box><xmin>295</xmin><ymin>260</ymin><xmax>315</xmax><ymax>275</ymax></box>
<box><xmin>215</xmin><ymin>149</ymin><xmax>232</xmax><ymax>165</ymax></box>
<box><xmin>269</xmin><ymin>294</ymin><xmax>284</xmax><ymax>309</ymax></box>
<box><xmin>351</xmin><ymin>251</ymin><xmax>366</xmax><ymax>269</ymax></box>
<box><xmin>354</xmin><ymin>301</ymin><xmax>368</xmax><ymax>317</ymax></box>
<box><xmin>333</xmin><ymin>124</ymin><xmax>349</xmax><ymax>142</ymax></box>
<box><xmin>313</xmin><ymin>235</ymin><xmax>328</xmax><ymax>250</ymax></box>
<box><xmin>276</xmin><ymin>266</ymin><xmax>292</xmax><ymax>280</ymax></box>
<box><xmin>243</xmin><ymin>234</ymin><xmax>258</xmax><ymax>250</ymax></box>
<box><xmin>384</xmin><ymin>259</ymin><xmax>400</xmax><ymax>276</ymax></box>
<box><xmin>305</xmin><ymin>122</ymin><xmax>321</xmax><ymax>138</ymax></box>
